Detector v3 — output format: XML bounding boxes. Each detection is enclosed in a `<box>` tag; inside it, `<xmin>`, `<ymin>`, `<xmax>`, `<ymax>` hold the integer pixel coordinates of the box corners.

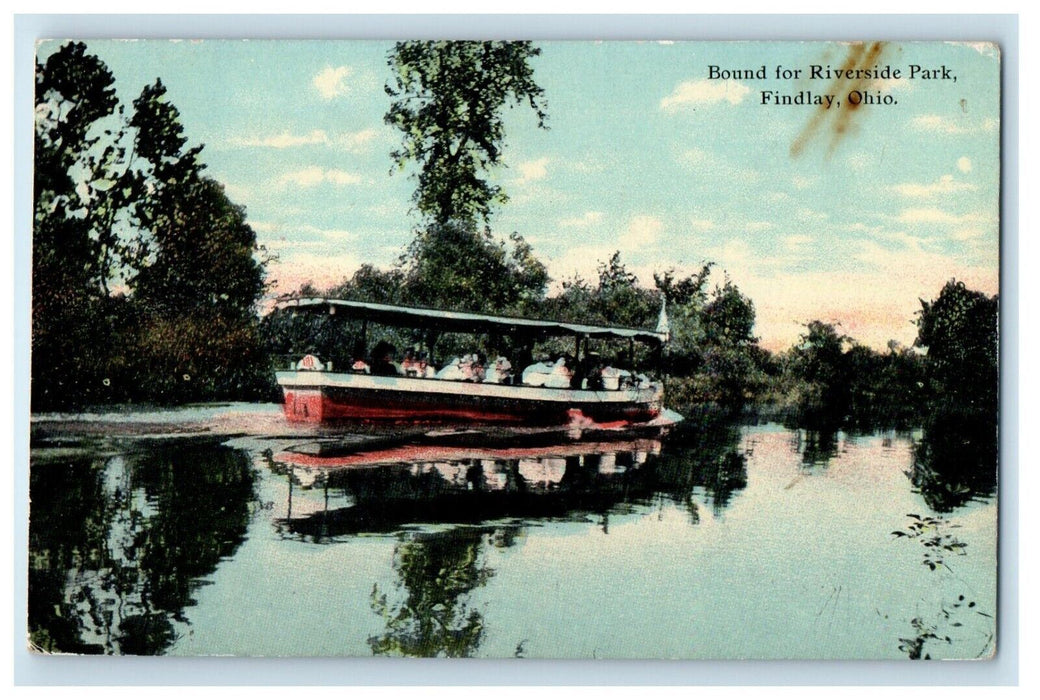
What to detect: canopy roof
<box><xmin>274</xmin><ymin>297</ymin><xmax>669</xmax><ymax>345</ymax></box>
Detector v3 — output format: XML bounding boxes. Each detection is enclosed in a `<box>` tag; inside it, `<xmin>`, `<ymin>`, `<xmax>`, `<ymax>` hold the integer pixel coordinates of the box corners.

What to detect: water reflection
<box><xmin>28</xmin><ymin>438</ymin><xmax>257</xmax><ymax>655</ymax></box>
<box><xmin>910</xmin><ymin>411</ymin><xmax>998</xmax><ymax>512</ymax></box>
<box><xmin>265</xmin><ymin>440</ymin><xmax>666</xmax><ymax>540</ymax></box>
<box><xmin>369</xmin><ymin>528</ymin><xmax>499</xmax><ymax>658</ymax></box>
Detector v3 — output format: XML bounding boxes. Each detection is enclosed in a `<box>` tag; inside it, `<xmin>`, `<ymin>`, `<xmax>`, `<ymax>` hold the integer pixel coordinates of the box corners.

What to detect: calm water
<box><xmin>28</xmin><ymin>412</ymin><xmax>997</xmax><ymax>659</ymax></box>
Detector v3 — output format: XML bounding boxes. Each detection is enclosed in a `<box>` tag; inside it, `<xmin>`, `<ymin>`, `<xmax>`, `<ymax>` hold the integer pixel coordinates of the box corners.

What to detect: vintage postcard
<box><xmin>29</xmin><ymin>39</ymin><xmax>999</xmax><ymax>660</ymax></box>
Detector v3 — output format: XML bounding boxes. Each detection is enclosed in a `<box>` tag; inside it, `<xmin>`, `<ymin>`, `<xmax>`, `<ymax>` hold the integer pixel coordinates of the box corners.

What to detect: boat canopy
<box><xmin>275</xmin><ymin>297</ymin><xmax>669</xmax><ymax>345</ymax></box>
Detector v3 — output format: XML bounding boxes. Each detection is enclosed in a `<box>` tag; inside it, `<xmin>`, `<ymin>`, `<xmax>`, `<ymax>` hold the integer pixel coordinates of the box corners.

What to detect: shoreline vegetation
<box><xmin>33</xmin><ymin>41</ymin><xmax>998</xmax><ymax>513</ymax></box>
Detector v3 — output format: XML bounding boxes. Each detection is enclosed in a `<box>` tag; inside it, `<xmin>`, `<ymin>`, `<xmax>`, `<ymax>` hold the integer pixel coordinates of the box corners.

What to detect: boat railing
<box><xmin>277</xmin><ymin>352</ymin><xmax>656</xmax><ymax>392</ymax></box>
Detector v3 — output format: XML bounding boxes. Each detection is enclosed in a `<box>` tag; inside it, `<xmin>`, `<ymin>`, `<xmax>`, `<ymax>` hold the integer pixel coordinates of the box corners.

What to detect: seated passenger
<box><xmin>401</xmin><ymin>349</ymin><xmax>419</xmax><ymax>377</ymax></box>
<box><xmin>350</xmin><ymin>358</ymin><xmax>371</xmax><ymax>374</ymax></box>
<box><xmin>462</xmin><ymin>353</ymin><xmax>487</xmax><ymax>382</ymax></box>
<box><xmin>485</xmin><ymin>356</ymin><xmax>514</xmax><ymax>384</ymax></box>
<box><xmin>544</xmin><ymin>356</ymin><xmax>574</xmax><ymax>389</ymax></box>
<box><xmin>601</xmin><ymin>365</ymin><xmax>632</xmax><ymax>390</ymax></box>
<box><xmin>583</xmin><ymin>353</ymin><xmax>605</xmax><ymax>390</ymax></box>
<box><xmin>416</xmin><ymin>352</ymin><xmax>436</xmax><ymax>378</ymax></box>
<box><xmin>436</xmin><ymin>357</ymin><xmax>466</xmax><ymax>380</ymax></box>
<box><xmin>370</xmin><ymin>341</ymin><xmax>402</xmax><ymax>377</ymax></box>
<box><xmin>521</xmin><ymin>357</ymin><xmax>554</xmax><ymax>386</ymax></box>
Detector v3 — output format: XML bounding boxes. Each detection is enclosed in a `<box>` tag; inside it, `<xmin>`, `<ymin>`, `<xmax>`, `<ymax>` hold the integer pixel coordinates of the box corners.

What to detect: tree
<box><xmin>402</xmin><ymin>221</ymin><xmax>548</xmax><ymax>314</ymax></box>
<box><xmin>911</xmin><ymin>280</ymin><xmax>999</xmax><ymax>510</ymax></box>
<box><xmin>385</xmin><ymin>41</ymin><xmax>548</xmax><ymax>228</ymax></box>
<box><xmin>915</xmin><ymin>279</ymin><xmax>999</xmax><ymax>413</ymax></box>
<box><xmin>33</xmin><ymin>42</ymin><xmax>133</xmax><ymax>409</ymax></box>
<box><xmin>126</xmin><ymin>79</ymin><xmax>268</xmax><ymax>402</ymax></box>
<box><xmin>786</xmin><ymin>320</ymin><xmax>852</xmax><ymax>426</ymax></box>
<box><xmin>698</xmin><ymin>280</ymin><xmax>761</xmax><ymax>408</ymax></box>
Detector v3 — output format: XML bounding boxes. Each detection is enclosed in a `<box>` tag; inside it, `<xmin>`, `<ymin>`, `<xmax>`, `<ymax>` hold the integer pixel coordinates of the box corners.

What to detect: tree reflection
<box><xmin>798</xmin><ymin>429</ymin><xmax>839</xmax><ymax>467</ymax></box>
<box><xmin>369</xmin><ymin>528</ymin><xmax>495</xmax><ymax>657</ymax></box>
<box><xmin>28</xmin><ymin>438</ymin><xmax>257</xmax><ymax>654</ymax></box>
<box><xmin>910</xmin><ymin>410</ymin><xmax>998</xmax><ymax>512</ymax></box>
<box><xmin>644</xmin><ymin>419</ymin><xmax>747</xmax><ymax>516</ymax></box>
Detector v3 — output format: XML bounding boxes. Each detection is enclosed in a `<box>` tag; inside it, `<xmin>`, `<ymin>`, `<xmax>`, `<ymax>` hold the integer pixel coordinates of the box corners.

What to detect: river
<box><xmin>27</xmin><ymin>405</ymin><xmax>997</xmax><ymax>659</ymax></box>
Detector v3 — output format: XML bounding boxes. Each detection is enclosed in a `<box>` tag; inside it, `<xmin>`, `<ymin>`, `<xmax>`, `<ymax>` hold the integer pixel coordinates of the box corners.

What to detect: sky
<box><xmin>37</xmin><ymin>39</ymin><xmax>1001</xmax><ymax>351</ymax></box>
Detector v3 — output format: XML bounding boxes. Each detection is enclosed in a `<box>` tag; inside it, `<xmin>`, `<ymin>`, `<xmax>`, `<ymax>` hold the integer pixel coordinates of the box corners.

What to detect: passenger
<box><xmin>544</xmin><ymin>356</ymin><xmax>574</xmax><ymax>389</ymax></box>
<box><xmin>370</xmin><ymin>341</ymin><xmax>401</xmax><ymax>377</ymax></box>
<box><xmin>486</xmin><ymin>356</ymin><xmax>514</xmax><ymax>384</ymax></box>
<box><xmin>583</xmin><ymin>352</ymin><xmax>605</xmax><ymax>390</ymax></box>
<box><xmin>463</xmin><ymin>353</ymin><xmax>487</xmax><ymax>382</ymax></box>
<box><xmin>521</xmin><ymin>356</ymin><xmax>554</xmax><ymax>386</ymax></box>
<box><xmin>436</xmin><ymin>356</ymin><xmax>466</xmax><ymax>380</ymax></box>
<box><xmin>401</xmin><ymin>349</ymin><xmax>419</xmax><ymax>377</ymax></box>
<box><xmin>351</xmin><ymin>358</ymin><xmax>371</xmax><ymax>374</ymax></box>
<box><xmin>416</xmin><ymin>352</ymin><xmax>436</xmax><ymax>378</ymax></box>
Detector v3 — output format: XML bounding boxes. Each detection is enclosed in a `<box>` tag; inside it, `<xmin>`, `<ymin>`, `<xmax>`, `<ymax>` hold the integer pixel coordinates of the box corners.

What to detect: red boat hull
<box><xmin>278</xmin><ymin>372</ymin><xmax>662</xmax><ymax>426</ymax></box>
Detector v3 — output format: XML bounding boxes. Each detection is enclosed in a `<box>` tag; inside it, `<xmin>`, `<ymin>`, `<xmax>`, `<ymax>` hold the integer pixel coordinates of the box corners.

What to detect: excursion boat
<box><xmin>273</xmin><ymin>298</ymin><xmax>673</xmax><ymax>426</ymax></box>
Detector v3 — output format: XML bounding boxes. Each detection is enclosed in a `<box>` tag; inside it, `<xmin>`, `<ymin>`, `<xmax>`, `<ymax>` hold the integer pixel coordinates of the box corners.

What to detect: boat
<box><xmin>272</xmin><ymin>297</ymin><xmax>674</xmax><ymax>426</ymax></box>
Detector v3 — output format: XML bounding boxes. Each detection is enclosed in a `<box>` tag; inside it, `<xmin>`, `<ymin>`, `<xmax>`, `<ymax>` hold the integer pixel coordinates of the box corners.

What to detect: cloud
<box><xmin>229</xmin><ymin>128</ymin><xmax>378</xmax><ymax>152</ymax></box>
<box><xmin>890</xmin><ymin>174</ymin><xmax>976</xmax><ymax>198</ymax></box>
<box><xmin>313</xmin><ymin>65</ymin><xmax>353</xmax><ymax>99</ymax></box>
<box><xmin>334</xmin><ymin>129</ymin><xmax>379</xmax><ymax>151</ymax></box>
<box><xmin>660</xmin><ymin>79</ymin><xmax>750</xmax><ymax>110</ymax></box>
<box><xmin>894</xmin><ymin>207</ymin><xmax>986</xmax><ymax>225</ymax></box>
<box><xmin>251</xmin><ymin>221</ymin><xmax>356</xmax><ymax>243</ymax></box>
<box><xmin>276</xmin><ymin>167</ymin><xmax>363</xmax><ymax>188</ymax></box>
<box><xmin>560</xmin><ymin>211</ymin><xmax>605</xmax><ymax>227</ymax></box>
<box><xmin>957</xmin><ymin>156</ymin><xmax>973</xmax><ymax>173</ymax></box>
<box><xmin>688</xmin><ymin>218</ymin><xmax>716</xmax><ymax>232</ymax></box>
<box><xmin>514</xmin><ymin>157</ymin><xmax>550</xmax><ymax>185</ymax></box>
<box><xmin>911</xmin><ymin>115</ymin><xmax>998</xmax><ymax>135</ymax></box>
<box><xmin>796</xmin><ymin>208</ymin><xmax>828</xmax><ymax>222</ymax></box>
<box><xmin>678</xmin><ymin>148</ymin><xmax>760</xmax><ymax>182</ymax></box>
<box><xmin>233</xmin><ymin>130</ymin><xmax>328</xmax><ymax>149</ymax></box>
<box><xmin>619</xmin><ymin>215</ymin><xmax>663</xmax><ymax>250</ymax></box>
<box><xmin>267</xmin><ymin>251</ymin><xmax>363</xmax><ymax>294</ymax></box>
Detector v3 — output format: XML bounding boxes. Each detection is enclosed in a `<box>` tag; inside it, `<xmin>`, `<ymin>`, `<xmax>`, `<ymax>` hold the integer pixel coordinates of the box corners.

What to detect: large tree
<box><xmin>127</xmin><ymin>79</ymin><xmax>268</xmax><ymax>401</ymax></box>
<box><xmin>33</xmin><ymin>42</ymin><xmax>133</xmax><ymax>409</ymax></box>
<box><xmin>385</xmin><ymin>40</ymin><xmax>548</xmax><ymax>228</ymax></box>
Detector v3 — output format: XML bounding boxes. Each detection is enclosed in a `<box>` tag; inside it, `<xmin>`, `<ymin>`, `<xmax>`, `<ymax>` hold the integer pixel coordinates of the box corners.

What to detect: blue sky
<box><xmin>38</xmin><ymin>40</ymin><xmax>1000</xmax><ymax>350</ymax></box>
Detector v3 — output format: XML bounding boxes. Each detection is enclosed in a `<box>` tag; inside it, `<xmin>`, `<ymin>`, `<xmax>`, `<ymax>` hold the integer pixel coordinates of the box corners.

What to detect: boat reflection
<box><xmin>264</xmin><ymin>439</ymin><xmax>663</xmax><ymax>539</ymax></box>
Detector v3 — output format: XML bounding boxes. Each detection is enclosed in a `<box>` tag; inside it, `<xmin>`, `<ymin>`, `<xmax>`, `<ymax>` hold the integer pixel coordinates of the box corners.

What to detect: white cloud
<box><xmin>560</xmin><ymin>211</ymin><xmax>605</xmax><ymax>227</ymax></box>
<box><xmin>890</xmin><ymin>174</ymin><xmax>976</xmax><ymax>198</ymax></box>
<box><xmin>957</xmin><ymin>156</ymin><xmax>973</xmax><ymax>173</ymax></box>
<box><xmin>894</xmin><ymin>207</ymin><xmax>985</xmax><ymax>225</ymax></box>
<box><xmin>233</xmin><ymin>130</ymin><xmax>328</xmax><ymax>149</ymax></box>
<box><xmin>911</xmin><ymin>115</ymin><xmax>998</xmax><ymax>135</ymax></box>
<box><xmin>796</xmin><ymin>208</ymin><xmax>828</xmax><ymax>222</ymax></box>
<box><xmin>313</xmin><ymin>65</ymin><xmax>353</xmax><ymax>99</ymax></box>
<box><xmin>276</xmin><ymin>167</ymin><xmax>362</xmax><ymax>188</ymax></box>
<box><xmin>785</xmin><ymin>234</ymin><xmax>812</xmax><ymax>248</ymax></box>
<box><xmin>660</xmin><ymin>79</ymin><xmax>751</xmax><ymax>110</ymax></box>
<box><xmin>230</xmin><ymin>128</ymin><xmax>378</xmax><ymax>152</ymax></box>
<box><xmin>334</xmin><ymin>128</ymin><xmax>379</xmax><ymax>151</ymax></box>
<box><xmin>678</xmin><ymin>148</ymin><xmax>760</xmax><ymax>182</ymax></box>
<box><xmin>688</xmin><ymin>218</ymin><xmax>716</xmax><ymax>232</ymax></box>
<box><xmin>619</xmin><ymin>215</ymin><xmax>663</xmax><ymax>250</ymax></box>
<box><xmin>791</xmin><ymin>175</ymin><xmax>814</xmax><ymax>190</ymax></box>
<box><xmin>514</xmin><ymin>157</ymin><xmax>550</xmax><ymax>185</ymax></box>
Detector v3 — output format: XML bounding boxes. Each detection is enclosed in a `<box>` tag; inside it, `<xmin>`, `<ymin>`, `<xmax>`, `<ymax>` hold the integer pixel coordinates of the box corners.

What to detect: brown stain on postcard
<box><xmin>791</xmin><ymin>41</ymin><xmax>887</xmax><ymax>158</ymax></box>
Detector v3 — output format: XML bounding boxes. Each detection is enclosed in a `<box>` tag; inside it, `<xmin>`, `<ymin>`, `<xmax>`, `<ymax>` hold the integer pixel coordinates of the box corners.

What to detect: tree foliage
<box><xmin>32</xmin><ymin>44</ymin><xmax>270</xmax><ymax>409</ymax></box>
<box><xmin>385</xmin><ymin>41</ymin><xmax>548</xmax><ymax>228</ymax></box>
